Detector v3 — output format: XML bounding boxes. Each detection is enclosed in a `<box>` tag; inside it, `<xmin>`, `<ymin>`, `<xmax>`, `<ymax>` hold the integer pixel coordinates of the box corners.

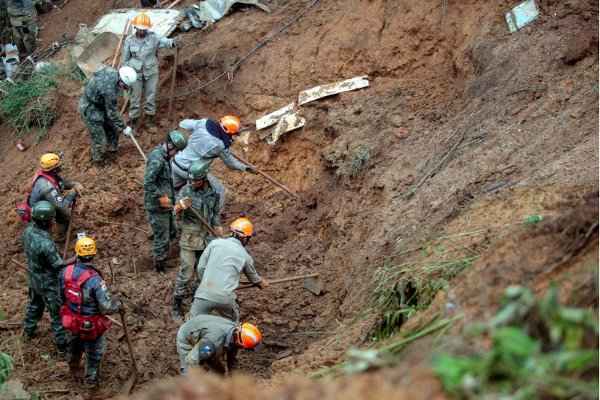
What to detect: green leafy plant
<box><xmin>0</xmin><ymin>352</ymin><xmax>13</xmax><ymax>389</ymax></box>
<box><xmin>433</xmin><ymin>285</ymin><xmax>599</xmax><ymax>399</ymax></box>
<box><xmin>0</xmin><ymin>65</ymin><xmax>59</xmax><ymax>136</ymax></box>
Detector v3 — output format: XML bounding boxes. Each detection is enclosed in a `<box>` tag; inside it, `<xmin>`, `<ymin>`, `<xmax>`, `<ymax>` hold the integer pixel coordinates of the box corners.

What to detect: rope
<box><xmin>173</xmin><ymin>0</ymin><xmax>320</xmax><ymax>99</ymax></box>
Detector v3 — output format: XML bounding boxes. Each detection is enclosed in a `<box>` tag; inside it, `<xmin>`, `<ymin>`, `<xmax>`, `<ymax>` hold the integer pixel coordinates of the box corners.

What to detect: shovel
<box><xmin>119</xmin><ymin>309</ymin><xmax>139</xmax><ymax>395</ymax></box>
<box><xmin>125</xmin><ymin>130</ymin><xmax>147</xmax><ymax>162</ymax></box>
<box><xmin>178</xmin><ymin>197</ymin><xmax>220</xmax><ymax>237</ymax></box>
<box><xmin>238</xmin><ymin>273</ymin><xmax>322</xmax><ymax>295</ymax></box>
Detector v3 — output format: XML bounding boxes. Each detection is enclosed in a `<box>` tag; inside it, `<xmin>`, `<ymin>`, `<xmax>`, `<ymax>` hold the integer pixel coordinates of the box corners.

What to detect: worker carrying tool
<box><xmin>16</xmin><ymin>153</ymin><xmax>82</xmax><ymax>240</ymax></box>
<box><xmin>59</xmin><ymin>236</ymin><xmax>121</xmax><ymax>387</ymax></box>
<box><xmin>21</xmin><ymin>201</ymin><xmax>71</xmax><ymax>357</ymax></box>
<box><xmin>144</xmin><ymin>130</ymin><xmax>187</xmax><ymax>272</ymax></box>
<box><xmin>172</xmin><ymin>116</ymin><xmax>256</xmax><ymax>205</ymax></box>
<box><xmin>122</xmin><ymin>12</ymin><xmax>177</xmax><ymax>129</ymax></box>
<box><xmin>5</xmin><ymin>0</ymin><xmax>37</xmax><ymax>54</ymax></box>
<box><xmin>177</xmin><ymin>314</ymin><xmax>261</xmax><ymax>375</ymax></box>
<box><xmin>171</xmin><ymin>160</ymin><xmax>222</xmax><ymax>321</ymax></box>
<box><xmin>190</xmin><ymin>217</ymin><xmax>268</xmax><ymax>322</ymax></box>
<box><xmin>79</xmin><ymin>66</ymin><xmax>136</xmax><ymax>166</ymax></box>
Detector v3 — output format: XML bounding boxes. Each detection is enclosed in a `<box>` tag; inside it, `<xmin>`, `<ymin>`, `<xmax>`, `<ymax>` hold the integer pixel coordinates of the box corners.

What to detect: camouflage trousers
<box><xmin>173</xmin><ymin>226</ymin><xmax>207</xmax><ymax>298</ymax></box>
<box><xmin>147</xmin><ymin>210</ymin><xmax>176</xmax><ymax>262</ymax></box>
<box><xmin>8</xmin><ymin>14</ymin><xmax>38</xmax><ymax>54</ymax></box>
<box><xmin>80</xmin><ymin>105</ymin><xmax>120</xmax><ymax>163</ymax></box>
<box><xmin>69</xmin><ymin>334</ymin><xmax>105</xmax><ymax>382</ymax></box>
<box><xmin>190</xmin><ymin>297</ymin><xmax>239</xmax><ymax>322</ymax></box>
<box><xmin>23</xmin><ymin>286</ymin><xmax>69</xmax><ymax>349</ymax></box>
<box><xmin>129</xmin><ymin>73</ymin><xmax>159</xmax><ymax>119</ymax></box>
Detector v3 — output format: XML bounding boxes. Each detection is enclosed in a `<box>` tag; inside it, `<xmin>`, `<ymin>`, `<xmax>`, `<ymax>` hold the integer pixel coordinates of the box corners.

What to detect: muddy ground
<box><xmin>0</xmin><ymin>0</ymin><xmax>598</xmax><ymax>399</ymax></box>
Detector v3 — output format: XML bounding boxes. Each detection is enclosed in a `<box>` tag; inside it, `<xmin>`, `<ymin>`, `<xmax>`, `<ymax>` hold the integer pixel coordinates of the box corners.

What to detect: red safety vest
<box><xmin>15</xmin><ymin>171</ymin><xmax>61</xmax><ymax>223</ymax></box>
<box><xmin>59</xmin><ymin>264</ymin><xmax>111</xmax><ymax>341</ymax></box>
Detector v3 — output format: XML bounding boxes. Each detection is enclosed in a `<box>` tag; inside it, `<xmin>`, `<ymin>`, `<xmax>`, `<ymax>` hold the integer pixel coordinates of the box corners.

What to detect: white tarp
<box><xmin>298</xmin><ymin>75</ymin><xmax>370</xmax><ymax>105</ymax></box>
<box><xmin>255</xmin><ymin>102</ymin><xmax>295</xmax><ymax>130</ymax></box>
<box><xmin>93</xmin><ymin>9</ymin><xmax>181</xmax><ymax>37</ymax></box>
<box><xmin>505</xmin><ymin>0</ymin><xmax>539</xmax><ymax>32</ymax></box>
<box><xmin>267</xmin><ymin>112</ymin><xmax>305</xmax><ymax>145</ymax></box>
<box><xmin>185</xmin><ymin>0</ymin><xmax>270</xmax><ymax>25</ymax></box>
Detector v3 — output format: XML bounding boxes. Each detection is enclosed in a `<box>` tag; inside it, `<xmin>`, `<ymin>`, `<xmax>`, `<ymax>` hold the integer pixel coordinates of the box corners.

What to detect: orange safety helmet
<box><xmin>230</xmin><ymin>217</ymin><xmax>253</xmax><ymax>238</ymax></box>
<box><xmin>132</xmin><ymin>13</ymin><xmax>152</xmax><ymax>30</ymax></box>
<box><xmin>219</xmin><ymin>115</ymin><xmax>241</xmax><ymax>135</ymax></box>
<box><xmin>235</xmin><ymin>322</ymin><xmax>262</xmax><ymax>349</ymax></box>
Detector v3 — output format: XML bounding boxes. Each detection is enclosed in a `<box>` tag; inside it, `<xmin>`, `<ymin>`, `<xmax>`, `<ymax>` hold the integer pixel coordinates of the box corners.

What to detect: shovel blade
<box><xmin>303</xmin><ymin>276</ymin><xmax>322</xmax><ymax>295</ymax></box>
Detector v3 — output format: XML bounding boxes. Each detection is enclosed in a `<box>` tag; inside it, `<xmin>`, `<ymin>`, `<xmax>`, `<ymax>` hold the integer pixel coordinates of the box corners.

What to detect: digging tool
<box><xmin>112</xmin><ymin>20</ymin><xmax>130</xmax><ymax>68</ymax></box>
<box><xmin>119</xmin><ymin>309</ymin><xmax>139</xmax><ymax>395</ymax></box>
<box><xmin>178</xmin><ymin>197</ymin><xmax>220</xmax><ymax>237</ymax></box>
<box><xmin>230</xmin><ymin>151</ymin><xmax>300</xmax><ymax>200</ymax></box>
<box><xmin>62</xmin><ymin>197</ymin><xmax>77</xmax><ymax>259</ymax></box>
<box><xmin>168</xmin><ymin>47</ymin><xmax>179</xmax><ymax>125</ymax></box>
<box><xmin>238</xmin><ymin>273</ymin><xmax>322</xmax><ymax>295</ymax></box>
<box><xmin>125</xmin><ymin>130</ymin><xmax>147</xmax><ymax>162</ymax></box>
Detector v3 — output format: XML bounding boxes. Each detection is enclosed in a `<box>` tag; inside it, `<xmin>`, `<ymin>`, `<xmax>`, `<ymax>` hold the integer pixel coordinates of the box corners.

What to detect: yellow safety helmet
<box><xmin>230</xmin><ymin>217</ymin><xmax>254</xmax><ymax>238</ymax></box>
<box><xmin>75</xmin><ymin>237</ymin><xmax>97</xmax><ymax>257</ymax></box>
<box><xmin>40</xmin><ymin>153</ymin><xmax>61</xmax><ymax>172</ymax></box>
<box><xmin>132</xmin><ymin>12</ymin><xmax>152</xmax><ymax>30</ymax></box>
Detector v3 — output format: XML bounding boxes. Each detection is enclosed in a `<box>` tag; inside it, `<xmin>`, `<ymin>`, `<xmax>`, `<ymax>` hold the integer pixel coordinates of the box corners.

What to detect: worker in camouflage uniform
<box><xmin>190</xmin><ymin>217</ymin><xmax>268</xmax><ymax>322</ymax></box>
<box><xmin>5</xmin><ymin>0</ymin><xmax>37</xmax><ymax>54</ymax></box>
<box><xmin>177</xmin><ymin>314</ymin><xmax>262</xmax><ymax>375</ymax></box>
<box><xmin>143</xmin><ymin>130</ymin><xmax>187</xmax><ymax>272</ymax></box>
<box><xmin>79</xmin><ymin>66</ymin><xmax>136</xmax><ymax>165</ymax></box>
<box><xmin>22</xmin><ymin>201</ymin><xmax>71</xmax><ymax>355</ymax></box>
<box><xmin>59</xmin><ymin>236</ymin><xmax>121</xmax><ymax>387</ymax></box>
<box><xmin>121</xmin><ymin>12</ymin><xmax>176</xmax><ymax>129</ymax></box>
<box><xmin>171</xmin><ymin>160</ymin><xmax>222</xmax><ymax>321</ymax></box>
<box><xmin>28</xmin><ymin>153</ymin><xmax>82</xmax><ymax>239</ymax></box>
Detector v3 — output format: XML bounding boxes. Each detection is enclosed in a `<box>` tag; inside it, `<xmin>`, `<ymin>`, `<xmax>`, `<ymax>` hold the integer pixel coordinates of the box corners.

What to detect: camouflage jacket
<box><xmin>176</xmin><ymin>181</ymin><xmax>220</xmax><ymax>230</ymax></box>
<box><xmin>29</xmin><ymin>172</ymin><xmax>76</xmax><ymax>218</ymax></box>
<box><xmin>79</xmin><ymin>67</ymin><xmax>125</xmax><ymax>131</ymax></box>
<box><xmin>22</xmin><ymin>223</ymin><xmax>64</xmax><ymax>292</ymax></box>
<box><xmin>122</xmin><ymin>32</ymin><xmax>175</xmax><ymax>78</ymax></box>
<box><xmin>144</xmin><ymin>144</ymin><xmax>174</xmax><ymax>212</ymax></box>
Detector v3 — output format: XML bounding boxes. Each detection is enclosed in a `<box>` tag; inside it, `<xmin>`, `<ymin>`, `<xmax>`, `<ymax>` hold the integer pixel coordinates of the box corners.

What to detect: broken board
<box><xmin>255</xmin><ymin>102</ymin><xmax>295</xmax><ymax>130</ymax></box>
<box><xmin>267</xmin><ymin>112</ymin><xmax>306</xmax><ymax>145</ymax></box>
<box><xmin>298</xmin><ymin>75</ymin><xmax>369</xmax><ymax>105</ymax></box>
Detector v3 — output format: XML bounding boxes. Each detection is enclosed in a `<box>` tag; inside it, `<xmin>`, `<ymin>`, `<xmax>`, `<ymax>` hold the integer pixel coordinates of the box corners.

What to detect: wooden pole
<box><xmin>168</xmin><ymin>47</ymin><xmax>179</xmax><ymax>125</ymax></box>
<box><xmin>230</xmin><ymin>151</ymin><xmax>300</xmax><ymax>199</ymax></box>
<box><xmin>112</xmin><ymin>20</ymin><xmax>130</xmax><ymax>68</ymax></box>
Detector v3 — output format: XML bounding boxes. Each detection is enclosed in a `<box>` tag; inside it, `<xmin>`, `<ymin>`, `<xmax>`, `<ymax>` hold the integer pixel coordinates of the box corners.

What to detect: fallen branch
<box><xmin>0</xmin><ymin>321</ymin><xmax>21</xmax><ymax>330</ymax></box>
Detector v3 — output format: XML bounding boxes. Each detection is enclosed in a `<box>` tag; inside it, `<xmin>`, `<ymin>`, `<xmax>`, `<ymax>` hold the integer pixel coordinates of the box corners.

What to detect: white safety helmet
<box><xmin>118</xmin><ymin>66</ymin><xmax>137</xmax><ymax>87</ymax></box>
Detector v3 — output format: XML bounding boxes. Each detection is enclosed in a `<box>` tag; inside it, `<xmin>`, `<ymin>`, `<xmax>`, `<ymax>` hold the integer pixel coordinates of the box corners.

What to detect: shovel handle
<box><xmin>119</xmin><ymin>309</ymin><xmax>138</xmax><ymax>373</ymax></box>
<box><xmin>127</xmin><ymin>133</ymin><xmax>147</xmax><ymax>162</ymax></box>
<box><xmin>238</xmin><ymin>273</ymin><xmax>319</xmax><ymax>290</ymax></box>
<box><xmin>186</xmin><ymin>206</ymin><xmax>219</xmax><ymax>237</ymax></box>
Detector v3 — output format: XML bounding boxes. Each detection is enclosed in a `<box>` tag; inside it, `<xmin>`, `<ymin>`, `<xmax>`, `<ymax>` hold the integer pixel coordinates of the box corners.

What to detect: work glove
<box><xmin>172</xmin><ymin>37</ymin><xmax>179</xmax><ymax>48</ymax></box>
<box><xmin>257</xmin><ymin>278</ymin><xmax>269</xmax><ymax>289</ymax></box>
<box><xmin>159</xmin><ymin>194</ymin><xmax>172</xmax><ymax>208</ymax></box>
<box><xmin>65</xmin><ymin>191</ymin><xmax>78</xmax><ymax>204</ymax></box>
<box><xmin>123</xmin><ymin>126</ymin><xmax>133</xmax><ymax>137</ymax></box>
<box><xmin>73</xmin><ymin>182</ymin><xmax>83</xmax><ymax>195</ymax></box>
<box><xmin>246</xmin><ymin>166</ymin><xmax>257</xmax><ymax>174</ymax></box>
<box><xmin>174</xmin><ymin>197</ymin><xmax>192</xmax><ymax>212</ymax></box>
<box><xmin>112</xmin><ymin>296</ymin><xmax>123</xmax><ymax>313</ymax></box>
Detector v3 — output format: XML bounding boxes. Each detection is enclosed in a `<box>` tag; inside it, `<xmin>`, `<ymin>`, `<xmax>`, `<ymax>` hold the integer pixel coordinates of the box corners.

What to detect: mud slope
<box><xmin>0</xmin><ymin>0</ymin><xmax>597</xmax><ymax>398</ymax></box>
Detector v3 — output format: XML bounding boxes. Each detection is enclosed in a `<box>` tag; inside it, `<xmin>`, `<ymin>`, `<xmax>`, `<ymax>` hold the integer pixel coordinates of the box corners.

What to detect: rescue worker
<box><xmin>121</xmin><ymin>12</ymin><xmax>177</xmax><ymax>129</ymax></box>
<box><xmin>190</xmin><ymin>217</ymin><xmax>268</xmax><ymax>322</ymax></box>
<box><xmin>79</xmin><ymin>66</ymin><xmax>136</xmax><ymax>166</ymax></box>
<box><xmin>144</xmin><ymin>130</ymin><xmax>187</xmax><ymax>272</ymax></box>
<box><xmin>6</xmin><ymin>0</ymin><xmax>37</xmax><ymax>54</ymax></box>
<box><xmin>172</xmin><ymin>115</ymin><xmax>256</xmax><ymax>206</ymax></box>
<box><xmin>59</xmin><ymin>236</ymin><xmax>121</xmax><ymax>387</ymax></box>
<box><xmin>171</xmin><ymin>161</ymin><xmax>222</xmax><ymax>320</ymax></box>
<box><xmin>28</xmin><ymin>153</ymin><xmax>82</xmax><ymax>239</ymax></box>
<box><xmin>177</xmin><ymin>314</ymin><xmax>261</xmax><ymax>375</ymax></box>
<box><xmin>22</xmin><ymin>201</ymin><xmax>71</xmax><ymax>355</ymax></box>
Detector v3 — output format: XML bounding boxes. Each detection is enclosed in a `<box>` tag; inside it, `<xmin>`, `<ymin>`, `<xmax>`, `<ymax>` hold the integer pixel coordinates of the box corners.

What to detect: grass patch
<box><xmin>0</xmin><ymin>65</ymin><xmax>59</xmax><ymax>137</ymax></box>
<box><xmin>433</xmin><ymin>285</ymin><xmax>599</xmax><ymax>399</ymax></box>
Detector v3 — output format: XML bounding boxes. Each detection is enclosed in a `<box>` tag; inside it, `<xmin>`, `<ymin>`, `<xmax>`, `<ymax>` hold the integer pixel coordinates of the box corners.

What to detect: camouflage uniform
<box><xmin>78</xmin><ymin>67</ymin><xmax>126</xmax><ymax>163</ymax></box>
<box><xmin>59</xmin><ymin>262</ymin><xmax>120</xmax><ymax>384</ymax></box>
<box><xmin>176</xmin><ymin>314</ymin><xmax>237</xmax><ymax>374</ymax></box>
<box><xmin>21</xmin><ymin>223</ymin><xmax>69</xmax><ymax>350</ymax></box>
<box><xmin>121</xmin><ymin>32</ymin><xmax>175</xmax><ymax>121</ymax></box>
<box><xmin>6</xmin><ymin>0</ymin><xmax>37</xmax><ymax>54</ymax></box>
<box><xmin>144</xmin><ymin>144</ymin><xmax>176</xmax><ymax>265</ymax></box>
<box><xmin>28</xmin><ymin>171</ymin><xmax>77</xmax><ymax>236</ymax></box>
<box><xmin>173</xmin><ymin>181</ymin><xmax>220</xmax><ymax>299</ymax></box>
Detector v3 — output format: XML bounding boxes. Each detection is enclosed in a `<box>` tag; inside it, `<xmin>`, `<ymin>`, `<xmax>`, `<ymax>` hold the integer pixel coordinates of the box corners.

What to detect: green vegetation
<box><xmin>0</xmin><ymin>64</ymin><xmax>59</xmax><ymax>138</ymax></box>
<box><xmin>0</xmin><ymin>352</ymin><xmax>13</xmax><ymax>389</ymax></box>
<box><xmin>433</xmin><ymin>285</ymin><xmax>598</xmax><ymax>399</ymax></box>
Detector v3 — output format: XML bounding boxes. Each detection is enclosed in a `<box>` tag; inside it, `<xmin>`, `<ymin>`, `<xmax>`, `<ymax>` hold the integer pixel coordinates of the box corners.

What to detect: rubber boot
<box><xmin>171</xmin><ymin>296</ymin><xmax>184</xmax><ymax>322</ymax></box>
<box><xmin>146</xmin><ymin>114</ymin><xmax>156</xmax><ymax>128</ymax></box>
<box><xmin>129</xmin><ymin>117</ymin><xmax>139</xmax><ymax>130</ymax></box>
<box><xmin>84</xmin><ymin>360</ymin><xmax>100</xmax><ymax>388</ymax></box>
<box><xmin>154</xmin><ymin>259</ymin><xmax>166</xmax><ymax>273</ymax></box>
